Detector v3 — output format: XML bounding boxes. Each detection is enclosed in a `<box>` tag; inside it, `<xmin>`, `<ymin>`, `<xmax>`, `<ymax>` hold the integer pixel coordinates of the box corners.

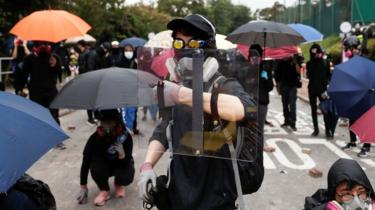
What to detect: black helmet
<box><xmin>95</xmin><ymin>109</ymin><xmax>121</xmax><ymax>121</ymax></box>
<box><xmin>167</xmin><ymin>14</ymin><xmax>216</xmax><ymax>40</ymax></box>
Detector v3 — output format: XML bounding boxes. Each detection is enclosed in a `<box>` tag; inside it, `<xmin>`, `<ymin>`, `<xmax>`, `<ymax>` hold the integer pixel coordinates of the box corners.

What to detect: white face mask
<box><xmin>124</xmin><ymin>51</ymin><xmax>133</xmax><ymax>60</ymax></box>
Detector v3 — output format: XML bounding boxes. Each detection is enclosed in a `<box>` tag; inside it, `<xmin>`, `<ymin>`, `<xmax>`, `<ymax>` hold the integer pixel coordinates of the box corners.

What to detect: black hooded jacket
<box><xmin>304</xmin><ymin>158</ymin><xmax>375</xmax><ymax>210</ymax></box>
<box><xmin>306</xmin><ymin>44</ymin><xmax>331</xmax><ymax>95</ymax></box>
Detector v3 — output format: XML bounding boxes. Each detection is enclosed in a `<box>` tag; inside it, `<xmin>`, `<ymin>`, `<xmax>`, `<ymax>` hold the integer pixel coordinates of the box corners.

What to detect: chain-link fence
<box><xmin>276</xmin><ymin>0</ymin><xmax>375</xmax><ymax>36</ymax></box>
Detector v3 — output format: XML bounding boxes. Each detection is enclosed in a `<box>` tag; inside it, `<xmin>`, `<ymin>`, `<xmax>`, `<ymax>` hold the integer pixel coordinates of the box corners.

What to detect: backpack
<box><xmin>13</xmin><ymin>174</ymin><xmax>56</xmax><ymax>210</ymax></box>
<box><xmin>208</xmin><ymin>75</ymin><xmax>264</xmax><ymax>195</ymax></box>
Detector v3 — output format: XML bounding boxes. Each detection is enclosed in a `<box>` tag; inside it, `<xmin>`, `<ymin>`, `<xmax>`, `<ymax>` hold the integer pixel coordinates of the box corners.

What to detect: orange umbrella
<box><xmin>10</xmin><ymin>10</ymin><xmax>91</xmax><ymax>43</ymax></box>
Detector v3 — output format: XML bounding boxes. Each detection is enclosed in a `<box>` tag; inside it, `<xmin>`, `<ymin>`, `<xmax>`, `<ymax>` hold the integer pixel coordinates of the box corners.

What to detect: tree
<box><xmin>157</xmin><ymin>0</ymin><xmax>206</xmax><ymax>17</ymax></box>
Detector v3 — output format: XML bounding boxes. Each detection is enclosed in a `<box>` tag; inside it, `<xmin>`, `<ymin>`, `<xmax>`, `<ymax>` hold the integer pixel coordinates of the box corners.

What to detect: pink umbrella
<box><xmin>237</xmin><ymin>44</ymin><xmax>297</xmax><ymax>60</ymax></box>
<box><xmin>150</xmin><ymin>49</ymin><xmax>174</xmax><ymax>78</ymax></box>
<box><xmin>350</xmin><ymin>105</ymin><xmax>375</xmax><ymax>143</ymax></box>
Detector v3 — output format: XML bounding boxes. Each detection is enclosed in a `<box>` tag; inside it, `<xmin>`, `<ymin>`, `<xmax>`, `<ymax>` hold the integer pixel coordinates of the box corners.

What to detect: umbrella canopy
<box><xmin>328</xmin><ymin>56</ymin><xmax>375</xmax><ymax>120</ymax></box>
<box><xmin>50</xmin><ymin>67</ymin><xmax>159</xmax><ymax>110</ymax></box>
<box><xmin>237</xmin><ymin>44</ymin><xmax>297</xmax><ymax>60</ymax></box>
<box><xmin>226</xmin><ymin>20</ymin><xmax>306</xmax><ymax>48</ymax></box>
<box><xmin>65</xmin><ymin>34</ymin><xmax>96</xmax><ymax>44</ymax></box>
<box><xmin>145</xmin><ymin>30</ymin><xmax>173</xmax><ymax>48</ymax></box>
<box><xmin>10</xmin><ymin>10</ymin><xmax>91</xmax><ymax>43</ymax></box>
<box><xmin>288</xmin><ymin>23</ymin><xmax>323</xmax><ymax>43</ymax></box>
<box><xmin>0</xmin><ymin>92</ymin><xmax>68</xmax><ymax>192</ymax></box>
<box><xmin>350</xmin><ymin>105</ymin><xmax>375</xmax><ymax>143</ymax></box>
<box><xmin>119</xmin><ymin>37</ymin><xmax>147</xmax><ymax>48</ymax></box>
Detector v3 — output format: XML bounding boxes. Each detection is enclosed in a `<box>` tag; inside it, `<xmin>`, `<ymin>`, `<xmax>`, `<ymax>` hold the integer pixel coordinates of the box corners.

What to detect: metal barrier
<box><xmin>0</xmin><ymin>57</ymin><xmax>13</xmax><ymax>82</ymax></box>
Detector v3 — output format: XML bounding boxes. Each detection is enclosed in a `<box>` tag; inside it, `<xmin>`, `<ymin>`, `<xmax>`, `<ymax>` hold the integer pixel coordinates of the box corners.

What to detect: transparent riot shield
<box><xmin>136</xmin><ymin>46</ymin><xmax>260</xmax><ymax>164</ymax></box>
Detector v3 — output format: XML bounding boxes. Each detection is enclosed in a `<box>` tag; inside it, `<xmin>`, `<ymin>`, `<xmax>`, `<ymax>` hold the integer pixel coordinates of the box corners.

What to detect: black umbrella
<box><xmin>226</xmin><ymin>20</ymin><xmax>305</xmax><ymax>58</ymax></box>
<box><xmin>50</xmin><ymin>67</ymin><xmax>159</xmax><ymax>110</ymax></box>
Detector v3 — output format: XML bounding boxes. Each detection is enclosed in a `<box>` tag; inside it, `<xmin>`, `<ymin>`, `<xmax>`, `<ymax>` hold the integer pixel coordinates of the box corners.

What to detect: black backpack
<box><xmin>13</xmin><ymin>174</ymin><xmax>56</xmax><ymax>210</ymax></box>
<box><xmin>208</xmin><ymin>75</ymin><xmax>264</xmax><ymax>195</ymax></box>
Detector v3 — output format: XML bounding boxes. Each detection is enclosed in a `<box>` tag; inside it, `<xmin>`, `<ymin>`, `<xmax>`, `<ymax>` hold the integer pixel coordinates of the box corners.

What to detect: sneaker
<box><xmin>357</xmin><ymin>147</ymin><xmax>370</xmax><ymax>158</ymax></box>
<box><xmin>86</xmin><ymin>119</ymin><xmax>96</xmax><ymax>126</ymax></box>
<box><xmin>94</xmin><ymin>191</ymin><xmax>111</xmax><ymax>206</ymax></box>
<box><xmin>115</xmin><ymin>185</ymin><xmax>125</xmax><ymax>198</ymax></box>
<box><xmin>290</xmin><ymin>125</ymin><xmax>297</xmax><ymax>131</ymax></box>
<box><xmin>325</xmin><ymin>132</ymin><xmax>334</xmax><ymax>140</ymax></box>
<box><xmin>342</xmin><ymin>143</ymin><xmax>356</xmax><ymax>150</ymax></box>
<box><xmin>55</xmin><ymin>143</ymin><xmax>66</xmax><ymax>150</ymax></box>
<box><xmin>311</xmin><ymin>130</ymin><xmax>319</xmax><ymax>137</ymax></box>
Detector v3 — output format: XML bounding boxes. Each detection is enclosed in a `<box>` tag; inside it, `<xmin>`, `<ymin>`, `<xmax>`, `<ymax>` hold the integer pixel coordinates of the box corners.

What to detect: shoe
<box><xmin>115</xmin><ymin>185</ymin><xmax>125</xmax><ymax>198</ymax></box>
<box><xmin>311</xmin><ymin>130</ymin><xmax>319</xmax><ymax>137</ymax></box>
<box><xmin>280</xmin><ymin>123</ymin><xmax>289</xmax><ymax>127</ymax></box>
<box><xmin>290</xmin><ymin>125</ymin><xmax>297</xmax><ymax>131</ymax></box>
<box><xmin>86</xmin><ymin>119</ymin><xmax>96</xmax><ymax>126</ymax></box>
<box><xmin>263</xmin><ymin>146</ymin><xmax>276</xmax><ymax>153</ymax></box>
<box><xmin>357</xmin><ymin>147</ymin><xmax>370</xmax><ymax>158</ymax></box>
<box><xmin>342</xmin><ymin>142</ymin><xmax>356</xmax><ymax>150</ymax></box>
<box><xmin>94</xmin><ymin>191</ymin><xmax>111</xmax><ymax>206</ymax></box>
<box><xmin>325</xmin><ymin>132</ymin><xmax>334</xmax><ymax>140</ymax></box>
<box><xmin>55</xmin><ymin>143</ymin><xmax>66</xmax><ymax>150</ymax></box>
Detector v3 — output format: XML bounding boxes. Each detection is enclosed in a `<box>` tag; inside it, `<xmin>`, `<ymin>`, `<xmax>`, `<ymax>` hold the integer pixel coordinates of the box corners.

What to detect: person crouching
<box><xmin>77</xmin><ymin>109</ymin><xmax>134</xmax><ymax>206</ymax></box>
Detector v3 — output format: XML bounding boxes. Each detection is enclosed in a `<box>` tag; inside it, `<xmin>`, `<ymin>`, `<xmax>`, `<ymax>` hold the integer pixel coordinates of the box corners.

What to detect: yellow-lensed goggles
<box><xmin>172</xmin><ymin>38</ymin><xmax>206</xmax><ymax>49</ymax></box>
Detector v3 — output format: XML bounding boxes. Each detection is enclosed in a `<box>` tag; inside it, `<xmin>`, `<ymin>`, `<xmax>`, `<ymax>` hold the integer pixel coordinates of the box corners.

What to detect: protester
<box><xmin>78</xmin><ymin>109</ymin><xmax>134</xmax><ymax>206</ymax></box>
<box><xmin>340</xmin><ymin>39</ymin><xmax>371</xmax><ymax>157</ymax></box>
<box><xmin>304</xmin><ymin>158</ymin><xmax>374</xmax><ymax>210</ymax></box>
<box><xmin>306</xmin><ymin>43</ymin><xmax>333</xmax><ymax>138</ymax></box>
<box><xmin>274</xmin><ymin>55</ymin><xmax>302</xmax><ymax>131</ymax></box>
<box><xmin>249</xmin><ymin>44</ymin><xmax>275</xmax><ymax>152</ymax></box>
<box><xmin>110</xmin><ymin>40</ymin><xmax>122</xmax><ymax>66</ymax></box>
<box><xmin>115</xmin><ymin>43</ymin><xmax>140</xmax><ymax>135</ymax></box>
<box><xmin>11</xmin><ymin>37</ymin><xmax>30</xmax><ymax>95</ymax></box>
<box><xmin>138</xmin><ymin>14</ymin><xmax>257</xmax><ymax>210</ymax></box>
<box><xmin>21</xmin><ymin>41</ymin><xmax>65</xmax><ymax>150</ymax></box>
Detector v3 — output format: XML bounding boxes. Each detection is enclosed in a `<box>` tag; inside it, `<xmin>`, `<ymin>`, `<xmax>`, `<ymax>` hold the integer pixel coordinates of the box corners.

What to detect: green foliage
<box><xmin>158</xmin><ymin>0</ymin><xmax>206</xmax><ymax>17</ymax></box>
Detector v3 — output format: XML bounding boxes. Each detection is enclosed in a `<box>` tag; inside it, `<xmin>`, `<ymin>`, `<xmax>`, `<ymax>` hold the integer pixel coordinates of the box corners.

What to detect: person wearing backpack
<box><xmin>138</xmin><ymin>14</ymin><xmax>260</xmax><ymax>210</ymax></box>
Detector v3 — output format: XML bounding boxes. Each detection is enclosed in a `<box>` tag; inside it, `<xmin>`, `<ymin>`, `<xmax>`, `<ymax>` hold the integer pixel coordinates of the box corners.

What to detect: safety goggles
<box><xmin>172</xmin><ymin>38</ymin><xmax>206</xmax><ymax>49</ymax></box>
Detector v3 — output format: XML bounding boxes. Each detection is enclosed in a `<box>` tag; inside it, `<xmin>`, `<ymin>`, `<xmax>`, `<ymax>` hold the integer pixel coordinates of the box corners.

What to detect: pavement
<box><xmin>25</xmin><ymin>89</ymin><xmax>375</xmax><ymax>210</ymax></box>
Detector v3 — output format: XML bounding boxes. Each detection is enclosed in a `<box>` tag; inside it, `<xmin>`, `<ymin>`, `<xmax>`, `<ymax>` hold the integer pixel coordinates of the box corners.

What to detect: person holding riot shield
<box><xmin>138</xmin><ymin>14</ymin><xmax>258</xmax><ymax>210</ymax></box>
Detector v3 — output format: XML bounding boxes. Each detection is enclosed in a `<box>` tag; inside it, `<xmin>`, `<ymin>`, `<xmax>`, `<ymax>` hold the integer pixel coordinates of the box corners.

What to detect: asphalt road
<box><xmin>27</xmin><ymin>90</ymin><xmax>375</xmax><ymax>210</ymax></box>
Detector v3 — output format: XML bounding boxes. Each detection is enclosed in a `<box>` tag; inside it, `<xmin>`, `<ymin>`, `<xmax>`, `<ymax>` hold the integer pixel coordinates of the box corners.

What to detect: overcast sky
<box><xmin>125</xmin><ymin>0</ymin><xmax>299</xmax><ymax>11</ymax></box>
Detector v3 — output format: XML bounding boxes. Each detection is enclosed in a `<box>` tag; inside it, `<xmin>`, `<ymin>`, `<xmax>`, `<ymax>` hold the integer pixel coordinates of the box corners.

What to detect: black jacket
<box><xmin>258</xmin><ymin>61</ymin><xmax>275</xmax><ymax>105</ymax></box>
<box><xmin>306</xmin><ymin>58</ymin><xmax>330</xmax><ymax>95</ymax></box>
<box><xmin>22</xmin><ymin>53</ymin><xmax>62</xmax><ymax>95</ymax></box>
<box><xmin>274</xmin><ymin>59</ymin><xmax>300</xmax><ymax>87</ymax></box>
<box><xmin>80</xmin><ymin>129</ymin><xmax>133</xmax><ymax>185</ymax></box>
<box><xmin>304</xmin><ymin>158</ymin><xmax>375</xmax><ymax>210</ymax></box>
<box><xmin>151</xmin><ymin>77</ymin><xmax>256</xmax><ymax>210</ymax></box>
<box><xmin>115</xmin><ymin>54</ymin><xmax>137</xmax><ymax>69</ymax></box>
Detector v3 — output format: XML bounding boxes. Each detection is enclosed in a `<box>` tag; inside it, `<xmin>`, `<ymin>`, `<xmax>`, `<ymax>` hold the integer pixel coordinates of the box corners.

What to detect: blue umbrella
<box><xmin>288</xmin><ymin>23</ymin><xmax>323</xmax><ymax>43</ymax></box>
<box><xmin>328</xmin><ymin>56</ymin><xmax>375</xmax><ymax>120</ymax></box>
<box><xmin>0</xmin><ymin>92</ymin><xmax>69</xmax><ymax>192</ymax></box>
<box><xmin>119</xmin><ymin>37</ymin><xmax>147</xmax><ymax>48</ymax></box>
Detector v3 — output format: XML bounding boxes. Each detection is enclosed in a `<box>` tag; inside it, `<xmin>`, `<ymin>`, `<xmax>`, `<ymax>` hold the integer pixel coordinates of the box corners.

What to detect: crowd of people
<box><xmin>0</xmin><ymin>12</ymin><xmax>373</xmax><ymax>210</ymax></box>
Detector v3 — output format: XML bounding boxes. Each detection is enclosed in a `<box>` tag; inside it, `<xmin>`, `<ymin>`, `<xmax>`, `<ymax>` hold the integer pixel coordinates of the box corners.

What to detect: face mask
<box><xmin>341</xmin><ymin>195</ymin><xmax>370</xmax><ymax>210</ymax></box>
<box><xmin>124</xmin><ymin>51</ymin><xmax>133</xmax><ymax>60</ymax></box>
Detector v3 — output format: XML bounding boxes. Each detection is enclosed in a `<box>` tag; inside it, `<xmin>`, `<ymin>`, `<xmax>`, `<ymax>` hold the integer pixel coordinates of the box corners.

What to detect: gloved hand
<box><xmin>76</xmin><ymin>186</ymin><xmax>88</xmax><ymax>204</ymax></box>
<box><xmin>260</xmin><ymin>70</ymin><xmax>268</xmax><ymax>80</ymax></box>
<box><xmin>138</xmin><ymin>162</ymin><xmax>157</xmax><ymax>203</ymax></box>
<box><xmin>154</xmin><ymin>80</ymin><xmax>182</xmax><ymax>107</ymax></box>
<box><xmin>114</xmin><ymin>142</ymin><xmax>125</xmax><ymax>159</ymax></box>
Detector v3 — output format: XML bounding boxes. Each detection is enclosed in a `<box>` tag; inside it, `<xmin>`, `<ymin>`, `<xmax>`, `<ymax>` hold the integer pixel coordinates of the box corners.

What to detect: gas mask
<box><xmin>165</xmin><ymin>55</ymin><xmax>219</xmax><ymax>87</ymax></box>
<box><xmin>341</xmin><ymin>195</ymin><xmax>372</xmax><ymax>210</ymax></box>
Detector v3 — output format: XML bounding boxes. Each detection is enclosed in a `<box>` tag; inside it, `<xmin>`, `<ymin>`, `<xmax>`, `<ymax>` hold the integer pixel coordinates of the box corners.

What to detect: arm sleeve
<box><xmin>220</xmin><ymin>79</ymin><xmax>257</xmax><ymax>122</ymax></box>
<box><xmin>80</xmin><ymin>135</ymin><xmax>95</xmax><ymax>185</ymax></box>
<box><xmin>149</xmin><ymin>118</ymin><xmax>170</xmax><ymax>149</ymax></box>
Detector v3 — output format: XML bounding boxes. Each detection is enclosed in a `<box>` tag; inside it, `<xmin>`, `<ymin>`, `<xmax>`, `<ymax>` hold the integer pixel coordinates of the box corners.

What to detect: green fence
<box><xmin>276</xmin><ymin>0</ymin><xmax>375</xmax><ymax>36</ymax></box>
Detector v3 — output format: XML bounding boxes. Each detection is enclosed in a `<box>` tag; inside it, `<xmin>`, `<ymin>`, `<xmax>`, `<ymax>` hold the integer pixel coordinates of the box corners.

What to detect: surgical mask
<box><xmin>124</xmin><ymin>51</ymin><xmax>133</xmax><ymax>60</ymax></box>
<box><xmin>341</xmin><ymin>195</ymin><xmax>371</xmax><ymax>210</ymax></box>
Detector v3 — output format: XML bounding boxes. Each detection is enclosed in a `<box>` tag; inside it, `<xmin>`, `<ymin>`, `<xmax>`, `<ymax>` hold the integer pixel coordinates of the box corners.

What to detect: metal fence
<box><xmin>0</xmin><ymin>57</ymin><xmax>13</xmax><ymax>82</ymax></box>
<box><xmin>276</xmin><ymin>0</ymin><xmax>375</xmax><ymax>36</ymax></box>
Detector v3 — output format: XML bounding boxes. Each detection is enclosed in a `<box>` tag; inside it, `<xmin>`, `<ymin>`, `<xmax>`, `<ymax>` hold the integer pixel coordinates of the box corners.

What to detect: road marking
<box><xmin>266</xmin><ymin>138</ymin><xmax>316</xmax><ymax>170</ymax></box>
<box><xmin>263</xmin><ymin>152</ymin><xmax>277</xmax><ymax>169</ymax></box>
<box><xmin>299</xmin><ymin>138</ymin><xmax>352</xmax><ymax>159</ymax></box>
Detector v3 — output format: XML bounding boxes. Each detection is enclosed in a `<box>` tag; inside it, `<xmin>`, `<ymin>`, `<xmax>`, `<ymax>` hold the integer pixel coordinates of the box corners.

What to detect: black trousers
<box><xmin>280</xmin><ymin>85</ymin><xmax>297</xmax><ymax>127</ymax></box>
<box><xmin>309</xmin><ymin>92</ymin><xmax>331</xmax><ymax>134</ymax></box>
<box><xmin>90</xmin><ymin>158</ymin><xmax>134</xmax><ymax>191</ymax></box>
<box><xmin>29</xmin><ymin>89</ymin><xmax>60</xmax><ymax>125</ymax></box>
